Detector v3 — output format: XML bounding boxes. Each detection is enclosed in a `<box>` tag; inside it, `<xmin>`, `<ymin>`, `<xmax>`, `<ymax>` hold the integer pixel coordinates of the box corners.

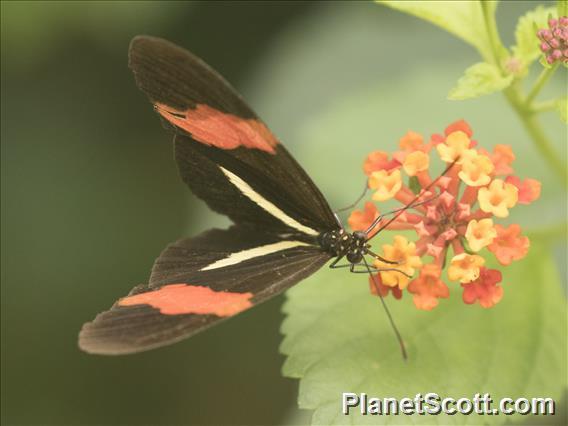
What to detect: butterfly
<box><xmin>78</xmin><ymin>36</ymin><xmax>434</xmax><ymax>356</ymax></box>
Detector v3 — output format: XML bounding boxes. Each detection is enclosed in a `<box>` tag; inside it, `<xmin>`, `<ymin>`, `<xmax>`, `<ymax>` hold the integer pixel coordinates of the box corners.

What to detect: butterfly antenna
<box><xmin>364</xmin><ymin>194</ymin><xmax>441</xmax><ymax>236</ymax></box>
<box><xmin>381</xmin><ymin>194</ymin><xmax>441</xmax><ymax>219</ymax></box>
<box><xmin>366</xmin><ymin>158</ymin><xmax>459</xmax><ymax>241</ymax></box>
<box><xmin>363</xmin><ymin>257</ymin><xmax>408</xmax><ymax>361</ymax></box>
<box><xmin>335</xmin><ymin>180</ymin><xmax>369</xmax><ymax>213</ymax></box>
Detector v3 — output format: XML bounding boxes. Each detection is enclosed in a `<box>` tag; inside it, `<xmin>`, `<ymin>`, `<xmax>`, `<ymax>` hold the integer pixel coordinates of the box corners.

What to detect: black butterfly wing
<box><xmin>78</xmin><ymin>37</ymin><xmax>339</xmax><ymax>355</ymax></box>
<box><xmin>79</xmin><ymin>226</ymin><xmax>331</xmax><ymax>355</ymax></box>
<box><xmin>129</xmin><ymin>35</ymin><xmax>337</xmax><ymax>235</ymax></box>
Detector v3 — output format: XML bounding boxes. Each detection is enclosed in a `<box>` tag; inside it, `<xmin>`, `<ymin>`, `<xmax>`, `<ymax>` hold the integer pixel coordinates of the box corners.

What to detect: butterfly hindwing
<box><xmin>129</xmin><ymin>36</ymin><xmax>337</xmax><ymax>235</ymax></box>
<box><xmin>78</xmin><ymin>226</ymin><xmax>331</xmax><ymax>355</ymax></box>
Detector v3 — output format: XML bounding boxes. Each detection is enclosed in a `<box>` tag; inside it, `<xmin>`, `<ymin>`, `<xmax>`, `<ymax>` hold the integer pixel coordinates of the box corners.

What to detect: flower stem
<box><xmin>531</xmin><ymin>99</ymin><xmax>557</xmax><ymax>113</ymax></box>
<box><xmin>521</xmin><ymin>113</ymin><xmax>566</xmax><ymax>185</ymax></box>
<box><xmin>481</xmin><ymin>2</ymin><xmax>504</xmax><ymax>66</ymax></box>
<box><xmin>526</xmin><ymin>64</ymin><xmax>559</xmax><ymax>105</ymax></box>
<box><xmin>504</xmin><ymin>86</ymin><xmax>567</xmax><ymax>187</ymax></box>
<box><xmin>481</xmin><ymin>6</ymin><xmax>566</xmax><ymax>187</ymax></box>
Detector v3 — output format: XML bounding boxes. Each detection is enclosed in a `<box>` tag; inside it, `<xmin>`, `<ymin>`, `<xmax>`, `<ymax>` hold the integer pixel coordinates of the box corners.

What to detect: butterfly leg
<box><xmin>330</xmin><ymin>263</ymin><xmax>355</xmax><ymax>269</ymax></box>
<box><xmin>366</xmin><ymin>249</ymin><xmax>399</xmax><ymax>265</ymax></box>
<box><xmin>329</xmin><ymin>255</ymin><xmax>350</xmax><ymax>269</ymax></box>
<box><xmin>348</xmin><ymin>265</ymin><xmax>413</xmax><ymax>277</ymax></box>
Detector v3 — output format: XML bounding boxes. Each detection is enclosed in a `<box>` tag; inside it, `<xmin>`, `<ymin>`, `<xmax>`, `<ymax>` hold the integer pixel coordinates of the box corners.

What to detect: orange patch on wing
<box><xmin>156</xmin><ymin>103</ymin><xmax>278</xmax><ymax>154</ymax></box>
<box><xmin>118</xmin><ymin>284</ymin><xmax>254</xmax><ymax>317</ymax></box>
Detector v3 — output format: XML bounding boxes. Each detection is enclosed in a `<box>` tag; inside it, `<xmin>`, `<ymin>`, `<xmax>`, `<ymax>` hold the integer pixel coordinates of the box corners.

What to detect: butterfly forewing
<box><xmin>129</xmin><ymin>36</ymin><xmax>336</xmax><ymax>233</ymax></box>
<box><xmin>128</xmin><ymin>35</ymin><xmax>255</xmax><ymax>117</ymax></box>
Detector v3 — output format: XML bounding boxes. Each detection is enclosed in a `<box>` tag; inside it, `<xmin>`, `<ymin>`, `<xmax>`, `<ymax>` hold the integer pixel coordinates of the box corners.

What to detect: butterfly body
<box><xmin>319</xmin><ymin>229</ymin><xmax>369</xmax><ymax>264</ymax></box>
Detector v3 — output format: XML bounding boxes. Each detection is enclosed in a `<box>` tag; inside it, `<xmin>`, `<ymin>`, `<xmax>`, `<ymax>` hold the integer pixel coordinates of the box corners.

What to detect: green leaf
<box><xmin>407</xmin><ymin>176</ymin><xmax>421</xmax><ymax>195</ymax></box>
<box><xmin>461</xmin><ymin>237</ymin><xmax>475</xmax><ymax>255</ymax></box>
<box><xmin>557</xmin><ymin>97</ymin><xmax>568</xmax><ymax>123</ymax></box>
<box><xmin>281</xmin><ymin>243</ymin><xmax>566</xmax><ymax>425</ymax></box>
<box><xmin>377</xmin><ymin>1</ymin><xmax>495</xmax><ymax>62</ymax></box>
<box><xmin>511</xmin><ymin>5</ymin><xmax>557</xmax><ymax>70</ymax></box>
<box><xmin>448</xmin><ymin>62</ymin><xmax>513</xmax><ymax>100</ymax></box>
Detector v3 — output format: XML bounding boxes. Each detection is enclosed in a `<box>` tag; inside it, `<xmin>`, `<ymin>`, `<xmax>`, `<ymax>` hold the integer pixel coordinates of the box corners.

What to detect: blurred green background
<box><xmin>1</xmin><ymin>1</ymin><xmax>565</xmax><ymax>425</ymax></box>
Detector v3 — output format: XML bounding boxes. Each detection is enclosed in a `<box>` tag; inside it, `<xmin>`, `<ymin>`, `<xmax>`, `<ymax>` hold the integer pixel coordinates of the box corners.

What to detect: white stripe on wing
<box><xmin>200</xmin><ymin>240</ymin><xmax>311</xmax><ymax>271</ymax></box>
<box><xmin>219</xmin><ymin>166</ymin><xmax>319</xmax><ymax>236</ymax></box>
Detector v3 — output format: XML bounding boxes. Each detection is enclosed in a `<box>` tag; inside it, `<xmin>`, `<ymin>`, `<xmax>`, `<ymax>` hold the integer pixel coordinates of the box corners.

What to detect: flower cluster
<box><xmin>349</xmin><ymin>120</ymin><xmax>540</xmax><ymax>310</ymax></box>
<box><xmin>537</xmin><ymin>16</ymin><xmax>568</xmax><ymax>64</ymax></box>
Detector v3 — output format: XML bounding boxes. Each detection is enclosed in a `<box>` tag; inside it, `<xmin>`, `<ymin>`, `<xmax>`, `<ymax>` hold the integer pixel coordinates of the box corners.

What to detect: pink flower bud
<box><xmin>542</xmin><ymin>29</ymin><xmax>553</xmax><ymax>40</ymax></box>
<box><xmin>552</xmin><ymin>49</ymin><xmax>563</xmax><ymax>59</ymax></box>
<box><xmin>560</xmin><ymin>16</ymin><xmax>568</xmax><ymax>26</ymax></box>
<box><xmin>540</xmin><ymin>42</ymin><xmax>551</xmax><ymax>51</ymax></box>
<box><xmin>563</xmin><ymin>49</ymin><xmax>568</xmax><ymax>58</ymax></box>
<box><xmin>537</xmin><ymin>29</ymin><xmax>546</xmax><ymax>39</ymax></box>
<box><xmin>546</xmin><ymin>55</ymin><xmax>555</xmax><ymax>64</ymax></box>
<box><xmin>548</xmin><ymin>18</ymin><xmax>558</xmax><ymax>28</ymax></box>
<box><xmin>550</xmin><ymin>39</ymin><xmax>560</xmax><ymax>49</ymax></box>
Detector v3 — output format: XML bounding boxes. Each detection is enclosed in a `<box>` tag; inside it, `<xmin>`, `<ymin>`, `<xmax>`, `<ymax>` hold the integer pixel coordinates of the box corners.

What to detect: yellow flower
<box><xmin>376</xmin><ymin>235</ymin><xmax>422</xmax><ymax>289</ymax></box>
<box><xmin>458</xmin><ymin>152</ymin><xmax>494</xmax><ymax>187</ymax></box>
<box><xmin>369</xmin><ymin>169</ymin><xmax>402</xmax><ymax>201</ymax></box>
<box><xmin>465</xmin><ymin>219</ymin><xmax>497</xmax><ymax>252</ymax></box>
<box><xmin>478</xmin><ymin>179</ymin><xmax>518</xmax><ymax>218</ymax></box>
<box><xmin>448</xmin><ymin>253</ymin><xmax>485</xmax><ymax>283</ymax></box>
<box><xmin>436</xmin><ymin>131</ymin><xmax>472</xmax><ymax>163</ymax></box>
<box><xmin>403</xmin><ymin>151</ymin><xmax>430</xmax><ymax>176</ymax></box>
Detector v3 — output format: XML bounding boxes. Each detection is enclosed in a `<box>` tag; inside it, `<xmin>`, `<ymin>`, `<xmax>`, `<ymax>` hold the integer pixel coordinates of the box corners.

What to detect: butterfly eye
<box><xmin>353</xmin><ymin>231</ymin><xmax>367</xmax><ymax>241</ymax></box>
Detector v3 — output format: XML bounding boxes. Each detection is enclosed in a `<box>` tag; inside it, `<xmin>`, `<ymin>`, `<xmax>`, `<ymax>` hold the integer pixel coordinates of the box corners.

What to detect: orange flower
<box><xmin>491</xmin><ymin>145</ymin><xmax>515</xmax><ymax>175</ymax></box>
<box><xmin>407</xmin><ymin>264</ymin><xmax>449</xmax><ymax>310</ymax></box>
<box><xmin>403</xmin><ymin>151</ymin><xmax>430</xmax><ymax>176</ymax></box>
<box><xmin>369</xmin><ymin>169</ymin><xmax>402</xmax><ymax>201</ymax></box>
<box><xmin>351</xmin><ymin>120</ymin><xmax>539</xmax><ymax>311</ymax></box>
<box><xmin>461</xmin><ymin>267</ymin><xmax>503</xmax><ymax>308</ymax></box>
<box><xmin>369</xmin><ymin>273</ymin><xmax>403</xmax><ymax>299</ymax></box>
<box><xmin>505</xmin><ymin>176</ymin><xmax>541</xmax><ymax>205</ymax></box>
<box><xmin>488</xmin><ymin>224</ymin><xmax>530</xmax><ymax>266</ymax></box>
<box><xmin>399</xmin><ymin>130</ymin><xmax>424</xmax><ymax>151</ymax></box>
<box><xmin>478</xmin><ymin>179</ymin><xmax>518</xmax><ymax>218</ymax></box>
<box><xmin>458</xmin><ymin>152</ymin><xmax>494</xmax><ymax>186</ymax></box>
<box><xmin>465</xmin><ymin>218</ymin><xmax>497</xmax><ymax>252</ymax></box>
<box><xmin>448</xmin><ymin>253</ymin><xmax>485</xmax><ymax>283</ymax></box>
<box><xmin>445</xmin><ymin>119</ymin><xmax>473</xmax><ymax>137</ymax></box>
<box><xmin>348</xmin><ymin>201</ymin><xmax>379</xmax><ymax>232</ymax></box>
<box><xmin>376</xmin><ymin>235</ymin><xmax>422</xmax><ymax>289</ymax></box>
<box><xmin>363</xmin><ymin>151</ymin><xmax>400</xmax><ymax>175</ymax></box>
<box><xmin>436</xmin><ymin>131</ymin><xmax>473</xmax><ymax>163</ymax></box>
